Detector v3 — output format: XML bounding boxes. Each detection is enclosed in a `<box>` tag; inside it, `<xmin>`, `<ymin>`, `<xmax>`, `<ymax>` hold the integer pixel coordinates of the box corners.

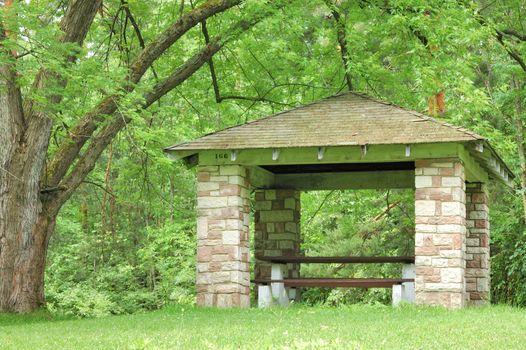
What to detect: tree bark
<box><xmin>324</xmin><ymin>0</ymin><xmax>353</xmax><ymax>91</ymax></box>
<box><xmin>0</xmin><ymin>0</ymin><xmax>101</xmax><ymax>313</ymax></box>
<box><xmin>513</xmin><ymin>82</ymin><xmax>526</xmax><ymax>222</ymax></box>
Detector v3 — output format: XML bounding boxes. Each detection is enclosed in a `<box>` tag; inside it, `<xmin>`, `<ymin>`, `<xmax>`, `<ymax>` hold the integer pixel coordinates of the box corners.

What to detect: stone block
<box><xmin>431</xmin><ymin>258</ymin><xmax>449</xmax><ymax>267</ymax></box>
<box><xmin>284</xmin><ymin>197</ymin><xmax>296</xmax><ymax>209</ymax></box>
<box><xmin>198</xmin><ymin>196</ymin><xmax>228</xmax><ymax>209</ymax></box>
<box><xmin>197</xmin><ymin>172</ymin><xmax>210</xmax><ymax>182</ymax></box>
<box><xmin>415</xmin><ymin>256</ymin><xmax>432</xmax><ymax>266</ymax></box>
<box><xmin>424</xmin><ymin>283</ymin><xmax>463</xmax><ymax>292</ymax></box>
<box><xmin>442</xmin><ymin>176</ymin><xmax>462</xmax><ymax>187</ymax></box>
<box><xmin>209</xmin><ymin>175</ymin><xmax>228</xmax><ymax>182</ymax></box>
<box><xmin>265</xmin><ymin>190</ymin><xmax>276</xmax><ymax>200</ymax></box>
<box><xmin>437</xmin><ymin>224</ymin><xmax>463</xmax><ymax>233</ymax></box>
<box><xmin>439</xmin><ymin>167</ymin><xmax>454</xmax><ymax>176</ymax></box>
<box><xmin>225</xmin><ymin>219</ymin><xmax>243</xmax><ymax>230</ymax></box>
<box><xmin>227</xmin><ymin>196</ymin><xmax>244</xmax><ymax>207</ymax></box>
<box><xmin>268</xmin><ymin>233</ymin><xmax>296</xmax><ymax>240</ymax></box>
<box><xmin>220</xmin><ymin>184</ymin><xmax>241</xmax><ymax>196</ymax></box>
<box><xmin>415</xmin><ymin>200</ymin><xmax>436</xmax><ymax>216</ymax></box>
<box><xmin>415</xmin><ymin>246</ymin><xmax>440</xmax><ymax>256</ymax></box>
<box><xmin>255</xmin><ymin>201</ymin><xmax>272</xmax><ymax>210</ymax></box>
<box><xmin>465</xmin><ymin>268</ymin><xmax>487</xmax><ymax>277</ymax></box>
<box><xmin>416</xmin><ymin>224</ymin><xmax>437</xmax><ymax>233</ymax></box>
<box><xmin>432</xmin><ymin>234</ymin><xmax>453</xmax><ymax>246</ymax></box>
<box><xmin>441</xmin><ymin>202</ymin><xmax>462</xmax><ymax>216</ymax></box>
<box><xmin>222</xmin><ymin>230</ymin><xmax>240</xmax><ymax>245</ymax></box>
<box><xmin>197</xmin><ymin>217</ymin><xmax>208</xmax><ymax>239</ymax></box>
<box><xmin>415</xmin><ymin>176</ymin><xmax>433</xmax><ymax>188</ymax></box>
<box><xmin>228</xmin><ymin>175</ymin><xmax>245</xmax><ymax>186</ymax></box>
<box><xmin>469</xmin><ymin>211</ymin><xmax>487</xmax><ymax>220</ymax></box>
<box><xmin>197</xmin><ymin>263</ymin><xmax>209</xmax><ymax>273</ymax></box>
<box><xmin>423</xmin><ymin>167</ymin><xmax>439</xmax><ymax>175</ymax></box>
<box><xmin>199</xmin><ymin>165</ymin><xmax>219</xmax><ymax>172</ymax></box>
<box><xmin>285</xmin><ymin>222</ymin><xmax>297</xmax><ymax>233</ymax></box>
<box><xmin>198</xmin><ymin>182</ymin><xmax>220</xmax><ymax>192</ymax></box>
<box><xmin>216</xmin><ymin>294</ymin><xmax>234</xmax><ymax>308</ymax></box>
<box><xmin>441</xmin><ymin>268</ymin><xmax>463</xmax><ymax>283</ymax></box>
<box><xmin>466</xmin><ymin>238</ymin><xmax>479</xmax><ymax>247</ymax></box>
<box><xmin>212</xmin><ymin>271</ymin><xmax>232</xmax><ymax>284</ymax></box>
<box><xmin>220</xmin><ymin>165</ymin><xmax>242</xmax><ymax>176</ymax></box>
<box><xmin>439</xmin><ymin>250</ymin><xmax>462</xmax><ymax>258</ymax></box>
<box><xmin>196</xmin><ymin>272</ymin><xmax>212</xmax><ymax>285</ymax></box>
<box><xmin>279</xmin><ymin>241</ymin><xmax>294</xmax><ymax>250</ymax></box>
<box><xmin>430</xmin><ymin>162</ymin><xmax>454</xmax><ymax>168</ymax></box>
<box><xmin>259</xmin><ymin>210</ymin><xmax>294</xmax><ymax>222</ymax></box>
<box><xmin>472</xmin><ymin>193</ymin><xmax>486</xmax><ymax>203</ymax></box>
<box><xmin>477</xmin><ymin>277</ymin><xmax>489</xmax><ymax>292</ymax></box>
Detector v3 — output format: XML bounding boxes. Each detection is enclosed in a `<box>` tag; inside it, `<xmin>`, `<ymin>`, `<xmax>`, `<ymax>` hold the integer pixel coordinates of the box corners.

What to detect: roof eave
<box><xmin>466</xmin><ymin>140</ymin><xmax>515</xmax><ymax>188</ymax></box>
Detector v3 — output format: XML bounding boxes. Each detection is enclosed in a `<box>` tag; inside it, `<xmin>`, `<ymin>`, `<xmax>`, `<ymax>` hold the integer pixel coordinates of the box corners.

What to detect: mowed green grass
<box><xmin>1</xmin><ymin>304</ymin><xmax>525</xmax><ymax>349</ymax></box>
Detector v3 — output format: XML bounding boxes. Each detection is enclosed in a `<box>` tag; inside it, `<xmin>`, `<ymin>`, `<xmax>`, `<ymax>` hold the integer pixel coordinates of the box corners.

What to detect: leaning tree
<box><xmin>0</xmin><ymin>0</ymin><xmax>285</xmax><ymax>313</ymax></box>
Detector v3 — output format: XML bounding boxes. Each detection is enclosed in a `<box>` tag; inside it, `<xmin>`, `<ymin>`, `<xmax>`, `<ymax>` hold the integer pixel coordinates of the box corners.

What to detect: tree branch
<box><xmin>24</xmin><ymin>0</ymin><xmax>103</xmax><ymax>118</ymax></box>
<box><xmin>46</xmin><ymin>0</ymin><xmax>242</xmax><ymax>188</ymax></box>
<box><xmin>0</xmin><ymin>0</ymin><xmax>26</xmax><ymax>140</ymax></box>
<box><xmin>496</xmin><ymin>29</ymin><xmax>526</xmax><ymax>73</ymax></box>
<box><xmin>201</xmin><ymin>20</ymin><xmax>286</xmax><ymax>106</ymax></box>
<box><xmin>324</xmin><ymin>0</ymin><xmax>353</xmax><ymax>91</ymax></box>
<box><xmin>501</xmin><ymin>29</ymin><xmax>526</xmax><ymax>42</ymax></box>
<box><xmin>471</xmin><ymin>9</ymin><xmax>526</xmax><ymax>73</ymax></box>
<box><xmin>51</xmin><ymin>3</ymin><xmax>279</xmax><ymax>207</ymax></box>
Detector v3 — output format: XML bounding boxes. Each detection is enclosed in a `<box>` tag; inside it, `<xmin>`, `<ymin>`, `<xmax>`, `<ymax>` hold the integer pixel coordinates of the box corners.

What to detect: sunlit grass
<box><xmin>1</xmin><ymin>304</ymin><xmax>525</xmax><ymax>349</ymax></box>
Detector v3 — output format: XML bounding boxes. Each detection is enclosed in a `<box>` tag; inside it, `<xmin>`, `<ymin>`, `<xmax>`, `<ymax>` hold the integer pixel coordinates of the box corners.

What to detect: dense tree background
<box><xmin>1</xmin><ymin>0</ymin><xmax>526</xmax><ymax>316</ymax></box>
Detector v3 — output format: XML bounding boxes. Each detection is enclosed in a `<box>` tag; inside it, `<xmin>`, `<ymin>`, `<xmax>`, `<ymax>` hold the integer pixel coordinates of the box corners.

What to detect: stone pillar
<box><xmin>414</xmin><ymin>158</ymin><xmax>467</xmax><ymax>308</ymax></box>
<box><xmin>196</xmin><ymin>165</ymin><xmax>250</xmax><ymax>308</ymax></box>
<box><xmin>254</xmin><ymin>190</ymin><xmax>301</xmax><ymax>281</ymax></box>
<box><xmin>465</xmin><ymin>183</ymin><xmax>490</xmax><ymax>305</ymax></box>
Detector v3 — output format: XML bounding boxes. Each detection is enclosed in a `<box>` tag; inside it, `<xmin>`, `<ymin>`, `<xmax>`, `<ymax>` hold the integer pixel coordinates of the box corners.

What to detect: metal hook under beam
<box><xmin>360</xmin><ymin>145</ymin><xmax>368</xmax><ymax>158</ymax></box>
<box><xmin>317</xmin><ymin>147</ymin><xmax>325</xmax><ymax>160</ymax></box>
<box><xmin>272</xmin><ymin>149</ymin><xmax>280</xmax><ymax>161</ymax></box>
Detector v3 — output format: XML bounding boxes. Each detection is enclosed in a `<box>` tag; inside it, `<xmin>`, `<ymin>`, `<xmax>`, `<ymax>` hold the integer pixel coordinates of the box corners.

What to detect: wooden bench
<box><xmin>255</xmin><ymin>256</ymin><xmax>415</xmax><ymax>307</ymax></box>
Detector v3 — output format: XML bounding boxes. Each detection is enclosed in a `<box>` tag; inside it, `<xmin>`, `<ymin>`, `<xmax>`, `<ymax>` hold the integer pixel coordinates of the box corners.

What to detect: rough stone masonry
<box><xmin>414</xmin><ymin>158</ymin><xmax>467</xmax><ymax>308</ymax></box>
<box><xmin>254</xmin><ymin>189</ymin><xmax>301</xmax><ymax>283</ymax></box>
<box><xmin>196</xmin><ymin>165</ymin><xmax>251</xmax><ymax>307</ymax></box>
<box><xmin>465</xmin><ymin>182</ymin><xmax>490</xmax><ymax>305</ymax></box>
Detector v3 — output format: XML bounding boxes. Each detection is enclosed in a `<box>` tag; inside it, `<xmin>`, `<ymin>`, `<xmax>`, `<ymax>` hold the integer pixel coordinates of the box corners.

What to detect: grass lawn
<box><xmin>1</xmin><ymin>304</ymin><xmax>526</xmax><ymax>349</ymax></box>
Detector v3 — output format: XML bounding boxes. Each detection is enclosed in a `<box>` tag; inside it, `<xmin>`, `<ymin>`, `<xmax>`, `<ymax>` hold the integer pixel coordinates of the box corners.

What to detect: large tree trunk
<box><xmin>0</xmin><ymin>78</ymin><xmax>55</xmax><ymax>312</ymax></box>
<box><xmin>0</xmin><ymin>0</ymin><xmax>102</xmax><ymax>313</ymax></box>
<box><xmin>0</xmin><ymin>210</ymin><xmax>56</xmax><ymax>312</ymax></box>
<box><xmin>0</xmin><ymin>116</ymin><xmax>56</xmax><ymax>312</ymax></box>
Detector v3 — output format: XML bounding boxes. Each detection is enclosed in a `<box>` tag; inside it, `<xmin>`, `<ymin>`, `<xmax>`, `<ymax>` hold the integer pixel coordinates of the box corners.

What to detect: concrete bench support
<box><xmin>393</xmin><ymin>263</ymin><xmax>416</xmax><ymax>305</ymax></box>
<box><xmin>271</xmin><ymin>263</ymin><xmax>289</xmax><ymax>306</ymax></box>
<box><xmin>258</xmin><ymin>263</ymin><xmax>290</xmax><ymax>308</ymax></box>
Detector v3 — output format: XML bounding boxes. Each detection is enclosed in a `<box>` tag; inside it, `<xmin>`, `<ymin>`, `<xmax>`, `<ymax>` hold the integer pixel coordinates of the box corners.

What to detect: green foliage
<box><xmin>6</xmin><ymin>0</ymin><xmax>520</xmax><ymax>314</ymax></box>
<box><xmin>300</xmin><ymin>190</ymin><xmax>414</xmax><ymax>305</ymax></box>
<box><xmin>489</xmin><ymin>184</ymin><xmax>526</xmax><ymax>306</ymax></box>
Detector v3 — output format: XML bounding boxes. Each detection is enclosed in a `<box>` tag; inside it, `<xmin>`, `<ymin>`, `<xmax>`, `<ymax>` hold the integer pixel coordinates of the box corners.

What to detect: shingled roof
<box><xmin>165</xmin><ymin>92</ymin><xmax>514</xmax><ymax>186</ymax></box>
<box><xmin>165</xmin><ymin>92</ymin><xmax>484</xmax><ymax>151</ymax></box>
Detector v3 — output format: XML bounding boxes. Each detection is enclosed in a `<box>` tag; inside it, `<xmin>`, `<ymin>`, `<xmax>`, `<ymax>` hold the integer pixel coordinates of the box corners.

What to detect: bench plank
<box><xmin>256</xmin><ymin>256</ymin><xmax>415</xmax><ymax>264</ymax></box>
<box><xmin>254</xmin><ymin>278</ymin><xmax>414</xmax><ymax>288</ymax></box>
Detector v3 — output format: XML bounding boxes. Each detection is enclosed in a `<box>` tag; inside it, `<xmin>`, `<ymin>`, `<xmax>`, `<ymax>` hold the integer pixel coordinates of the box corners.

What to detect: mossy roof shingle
<box><xmin>165</xmin><ymin>92</ymin><xmax>484</xmax><ymax>151</ymax></box>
